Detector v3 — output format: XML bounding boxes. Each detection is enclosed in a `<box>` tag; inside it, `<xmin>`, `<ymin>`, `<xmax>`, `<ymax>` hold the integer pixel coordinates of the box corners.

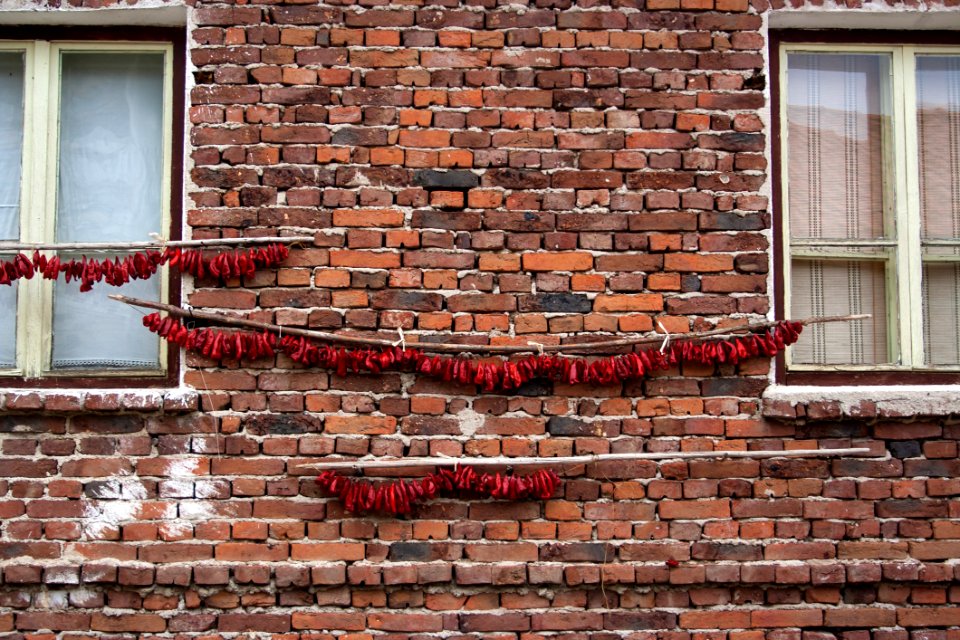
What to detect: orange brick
<box><xmin>415</xmin><ymin>90</ymin><xmax>448</xmax><ymax>107</ymax></box>
<box><xmin>385</xmin><ymin>230</ymin><xmax>420</xmax><ymax>248</ymax></box>
<box><xmin>676</xmin><ymin>112</ymin><xmax>711</xmax><ymax>132</ymax></box>
<box><xmin>522</xmin><ymin>252</ymin><xmax>594</xmax><ymax>272</ymax></box>
<box><xmin>281</xmin><ymin>67</ymin><xmax>317</xmax><ymax>85</ymax></box>
<box><xmin>314</xmin><ymin>269</ymin><xmax>351</xmax><ymax>288</ymax></box>
<box><xmin>316</xmin><ymin>147</ymin><xmax>351</xmax><ymax>163</ymax></box>
<box><xmin>449</xmin><ymin>89</ymin><xmax>484</xmax><ymax>107</ymax></box>
<box><xmin>290</xmin><ymin>543</ymin><xmax>365</xmax><ymax>561</ymax></box>
<box><xmin>411</xmin><ymin>396</ymin><xmax>446</xmax><ymax>415</ymax></box>
<box><xmin>479</xmin><ymin>254</ymin><xmax>521</xmax><ymax>272</ymax></box>
<box><xmin>439</xmin><ymin>149</ymin><xmax>473</xmax><ymax>167</ymax></box>
<box><xmin>659</xmin><ymin>499</ymin><xmax>730</xmax><ymax>520</ymax></box>
<box><xmin>571</xmin><ymin>274</ymin><xmax>606</xmax><ymax>291</ymax></box>
<box><xmin>618</xmin><ymin>315</ymin><xmax>654</xmax><ymax>332</ymax></box>
<box><xmin>430</xmin><ymin>191</ymin><xmax>464</xmax><ymax>208</ymax></box>
<box><xmin>468</xmin><ymin>190</ymin><xmax>503</xmax><ymax>208</ymax></box>
<box><xmin>350</xmin><ymin>50</ymin><xmax>419</xmax><ymax>68</ymax></box>
<box><xmin>647</xmin><ymin>273</ymin><xmax>682</xmax><ymax>290</ymax></box>
<box><xmin>663</xmin><ymin>254</ymin><xmax>734</xmax><ymax>272</ymax></box>
<box><xmin>329</xmin><ymin>250</ymin><xmax>401</xmax><ymax>269</ymax></box>
<box><xmin>419</xmin><ymin>313</ymin><xmax>452</xmax><ymax>330</ymax></box>
<box><xmin>594</xmin><ymin>294</ymin><xmax>663</xmax><ymax>312</ymax></box>
<box><xmin>331</xmin><ymin>290</ymin><xmax>368</xmax><ymax>308</ymax></box>
<box><xmin>279</xmin><ymin>28</ymin><xmax>317</xmax><ymax>46</ymax></box>
<box><xmin>405</xmin><ymin>149</ymin><xmax>439</xmax><ymax>167</ymax></box>
<box><xmin>370</xmin><ymin>147</ymin><xmax>404</xmax><ymax>165</ymax></box>
<box><xmin>333</xmin><ymin>208</ymin><xmax>404</xmax><ymax>227</ymax></box>
<box><xmin>399</xmin><ymin>109</ymin><xmax>433</xmax><ymax>127</ymax></box>
<box><xmin>438</xmin><ymin>31</ymin><xmax>472</xmax><ymax>47</ymax></box>
<box><xmin>324</xmin><ymin>415</ymin><xmax>396</xmax><ymax>435</ymax></box>
<box><xmin>365</xmin><ymin>30</ymin><xmax>400</xmax><ymax>46</ymax></box>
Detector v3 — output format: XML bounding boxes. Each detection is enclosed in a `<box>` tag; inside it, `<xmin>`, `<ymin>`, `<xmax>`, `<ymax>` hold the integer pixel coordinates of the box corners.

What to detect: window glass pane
<box><xmin>790</xmin><ymin>259</ymin><xmax>890</xmax><ymax>365</ymax></box>
<box><xmin>922</xmin><ymin>262</ymin><xmax>960</xmax><ymax>366</ymax></box>
<box><xmin>917</xmin><ymin>55</ymin><xmax>960</xmax><ymax>241</ymax></box>
<box><xmin>0</xmin><ymin>279</ymin><xmax>16</xmax><ymax>368</ymax></box>
<box><xmin>56</xmin><ymin>52</ymin><xmax>164</xmax><ymax>243</ymax></box>
<box><xmin>51</xmin><ymin>262</ymin><xmax>160</xmax><ymax>370</ymax></box>
<box><xmin>0</xmin><ymin>52</ymin><xmax>24</xmax><ymax>240</ymax></box>
<box><xmin>787</xmin><ymin>53</ymin><xmax>893</xmax><ymax>240</ymax></box>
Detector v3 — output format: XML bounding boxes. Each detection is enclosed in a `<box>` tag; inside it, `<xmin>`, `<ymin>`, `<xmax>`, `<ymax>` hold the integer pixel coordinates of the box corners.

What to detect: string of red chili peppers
<box><xmin>142</xmin><ymin>312</ymin><xmax>804</xmax><ymax>391</ymax></box>
<box><xmin>0</xmin><ymin>243</ymin><xmax>289</xmax><ymax>292</ymax></box>
<box><xmin>317</xmin><ymin>466</ymin><xmax>563</xmax><ymax>515</ymax></box>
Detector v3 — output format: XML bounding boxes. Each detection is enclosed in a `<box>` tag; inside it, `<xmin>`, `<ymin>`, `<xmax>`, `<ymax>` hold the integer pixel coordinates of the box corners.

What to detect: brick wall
<box><xmin>2</xmin><ymin>0</ymin><xmax>960</xmax><ymax>637</ymax></box>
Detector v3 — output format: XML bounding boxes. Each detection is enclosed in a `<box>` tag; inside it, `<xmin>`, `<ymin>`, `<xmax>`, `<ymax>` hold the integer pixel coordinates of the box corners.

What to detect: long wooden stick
<box><xmin>111</xmin><ymin>294</ymin><xmax>869</xmax><ymax>355</ymax></box>
<box><xmin>0</xmin><ymin>236</ymin><xmax>315</xmax><ymax>252</ymax></box>
<box><xmin>295</xmin><ymin>448</ymin><xmax>873</xmax><ymax>472</ymax></box>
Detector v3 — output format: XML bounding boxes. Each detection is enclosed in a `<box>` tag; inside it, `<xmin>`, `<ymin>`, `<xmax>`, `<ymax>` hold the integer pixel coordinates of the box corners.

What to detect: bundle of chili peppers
<box><xmin>142</xmin><ymin>312</ymin><xmax>804</xmax><ymax>391</ymax></box>
<box><xmin>316</xmin><ymin>466</ymin><xmax>562</xmax><ymax>515</ymax></box>
<box><xmin>0</xmin><ymin>243</ymin><xmax>289</xmax><ymax>292</ymax></box>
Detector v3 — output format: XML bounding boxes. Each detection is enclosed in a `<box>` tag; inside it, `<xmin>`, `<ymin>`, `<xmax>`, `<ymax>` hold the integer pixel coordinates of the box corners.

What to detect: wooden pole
<box><xmin>294</xmin><ymin>448</ymin><xmax>873</xmax><ymax>472</ymax></box>
<box><xmin>110</xmin><ymin>294</ymin><xmax>870</xmax><ymax>355</ymax></box>
<box><xmin>0</xmin><ymin>235</ymin><xmax>315</xmax><ymax>252</ymax></box>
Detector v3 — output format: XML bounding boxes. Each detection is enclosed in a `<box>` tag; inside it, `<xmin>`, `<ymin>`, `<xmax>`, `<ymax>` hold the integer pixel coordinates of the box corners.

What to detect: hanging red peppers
<box><xmin>0</xmin><ymin>243</ymin><xmax>289</xmax><ymax>292</ymax></box>
<box><xmin>316</xmin><ymin>466</ymin><xmax>563</xmax><ymax>515</ymax></box>
<box><xmin>142</xmin><ymin>312</ymin><xmax>804</xmax><ymax>392</ymax></box>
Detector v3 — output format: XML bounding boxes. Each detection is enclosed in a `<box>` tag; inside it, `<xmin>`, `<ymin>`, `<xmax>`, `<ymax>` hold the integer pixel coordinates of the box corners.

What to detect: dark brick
<box><xmin>547</xmin><ymin>417</ymin><xmax>618</xmax><ymax>437</ymax></box>
<box><xmin>243</xmin><ymin>414</ymin><xmax>322</xmax><ymax>436</ymax></box>
<box><xmin>518</xmin><ymin>293</ymin><xmax>592</xmax><ymax>313</ymax></box>
<box><xmin>413</xmin><ymin>170</ymin><xmax>480</xmax><ymax>190</ymax></box>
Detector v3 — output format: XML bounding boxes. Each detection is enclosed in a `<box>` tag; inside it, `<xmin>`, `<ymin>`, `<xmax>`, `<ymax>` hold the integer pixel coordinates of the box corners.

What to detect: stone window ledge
<box><xmin>762</xmin><ymin>385</ymin><xmax>960</xmax><ymax>421</ymax></box>
<box><xmin>0</xmin><ymin>387</ymin><xmax>198</xmax><ymax>413</ymax></box>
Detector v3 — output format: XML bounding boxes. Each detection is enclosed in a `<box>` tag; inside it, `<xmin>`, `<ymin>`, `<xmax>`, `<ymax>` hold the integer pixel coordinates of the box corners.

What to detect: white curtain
<box><xmin>52</xmin><ymin>273</ymin><xmax>160</xmax><ymax>369</ymax></box>
<box><xmin>52</xmin><ymin>52</ymin><xmax>164</xmax><ymax>369</ymax></box>
<box><xmin>56</xmin><ymin>52</ymin><xmax>163</xmax><ymax>242</ymax></box>
<box><xmin>0</xmin><ymin>52</ymin><xmax>24</xmax><ymax>367</ymax></box>
<box><xmin>786</xmin><ymin>53</ymin><xmax>893</xmax><ymax>365</ymax></box>
<box><xmin>917</xmin><ymin>56</ymin><xmax>960</xmax><ymax>365</ymax></box>
<box><xmin>0</xmin><ymin>52</ymin><xmax>23</xmax><ymax>240</ymax></box>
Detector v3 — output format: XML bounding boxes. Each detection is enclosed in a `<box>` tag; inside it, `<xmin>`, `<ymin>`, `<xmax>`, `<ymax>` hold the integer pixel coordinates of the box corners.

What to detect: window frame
<box><xmin>0</xmin><ymin>26</ymin><xmax>184</xmax><ymax>389</ymax></box>
<box><xmin>772</xmin><ymin>29</ymin><xmax>960</xmax><ymax>385</ymax></box>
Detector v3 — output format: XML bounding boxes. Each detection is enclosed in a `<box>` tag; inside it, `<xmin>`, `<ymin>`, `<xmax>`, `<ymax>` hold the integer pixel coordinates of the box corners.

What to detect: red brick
<box><xmin>751</xmin><ymin>609</ymin><xmax>823</xmax><ymax>628</ymax></box>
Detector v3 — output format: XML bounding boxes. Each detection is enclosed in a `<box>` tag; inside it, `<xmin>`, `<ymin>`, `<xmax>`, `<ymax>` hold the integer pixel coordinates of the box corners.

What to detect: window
<box><xmin>0</xmin><ymin>30</ymin><xmax>181</xmax><ymax>382</ymax></box>
<box><xmin>777</xmin><ymin>35</ymin><xmax>960</xmax><ymax>374</ymax></box>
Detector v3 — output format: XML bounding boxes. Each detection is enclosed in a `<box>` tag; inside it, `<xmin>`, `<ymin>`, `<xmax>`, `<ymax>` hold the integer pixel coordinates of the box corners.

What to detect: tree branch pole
<box><xmin>111</xmin><ymin>294</ymin><xmax>869</xmax><ymax>355</ymax></box>
<box><xmin>0</xmin><ymin>236</ymin><xmax>315</xmax><ymax>252</ymax></box>
<box><xmin>295</xmin><ymin>448</ymin><xmax>874</xmax><ymax>472</ymax></box>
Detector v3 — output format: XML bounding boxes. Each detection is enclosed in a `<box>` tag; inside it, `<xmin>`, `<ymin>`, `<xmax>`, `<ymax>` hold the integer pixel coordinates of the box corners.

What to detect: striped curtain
<box><xmin>786</xmin><ymin>53</ymin><xmax>891</xmax><ymax>365</ymax></box>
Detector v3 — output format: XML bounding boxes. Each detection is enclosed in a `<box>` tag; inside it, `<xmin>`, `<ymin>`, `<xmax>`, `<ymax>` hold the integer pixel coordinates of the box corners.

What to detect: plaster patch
<box><xmin>457</xmin><ymin>408</ymin><xmax>485</xmax><ymax>437</ymax></box>
<box><xmin>34</xmin><ymin>590</ymin><xmax>69</xmax><ymax>610</ymax></box>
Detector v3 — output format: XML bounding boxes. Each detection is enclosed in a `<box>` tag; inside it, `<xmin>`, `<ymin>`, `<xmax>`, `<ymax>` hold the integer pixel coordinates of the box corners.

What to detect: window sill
<box><xmin>0</xmin><ymin>386</ymin><xmax>198</xmax><ymax>413</ymax></box>
<box><xmin>762</xmin><ymin>384</ymin><xmax>960</xmax><ymax>420</ymax></box>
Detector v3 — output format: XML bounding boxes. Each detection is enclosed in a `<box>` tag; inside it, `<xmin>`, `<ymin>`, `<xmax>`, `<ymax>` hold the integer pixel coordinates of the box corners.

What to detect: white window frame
<box><xmin>0</xmin><ymin>39</ymin><xmax>174</xmax><ymax>378</ymax></box>
<box><xmin>779</xmin><ymin>42</ymin><xmax>960</xmax><ymax>372</ymax></box>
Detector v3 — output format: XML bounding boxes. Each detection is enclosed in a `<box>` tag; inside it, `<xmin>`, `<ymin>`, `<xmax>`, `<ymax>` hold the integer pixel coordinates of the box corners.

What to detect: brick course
<box><xmin>2</xmin><ymin>0</ymin><xmax>960</xmax><ymax>636</ymax></box>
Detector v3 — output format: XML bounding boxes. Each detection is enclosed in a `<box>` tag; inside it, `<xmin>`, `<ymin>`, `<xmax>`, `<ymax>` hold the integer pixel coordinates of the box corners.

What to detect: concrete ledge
<box><xmin>762</xmin><ymin>384</ymin><xmax>960</xmax><ymax>420</ymax></box>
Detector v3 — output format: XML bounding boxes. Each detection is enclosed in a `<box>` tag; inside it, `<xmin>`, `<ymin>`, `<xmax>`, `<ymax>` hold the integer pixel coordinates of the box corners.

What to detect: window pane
<box><xmin>922</xmin><ymin>262</ymin><xmax>960</xmax><ymax>366</ymax></box>
<box><xmin>51</xmin><ymin>265</ymin><xmax>161</xmax><ymax>370</ymax></box>
<box><xmin>787</xmin><ymin>53</ymin><xmax>893</xmax><ymax>240</ymax></box>
<box><xmin>0</xmin><ymin>279</ymin><xmax>16</xmax><ymax>368</ymax></box>
<box><xmin>790</xmin><ymin>259</ymin><xmax>890</xmax><ymax>365</ymax></box>
<box><xmin>0</xmin><ymin>52</ymin><xmax>24</xmax><ymax>241</ymax></box>
<box><xmin>57</xmin><ymin>52</ymin><xmax>164</xmax><ymax>243</ymax></box>
<box><xmin>917</xmin><ymin>55</ymin><xmax>960</xmax><ymax>241</ymax></box>
<box><xmin>0</xmin><ymin>54</ymin><xmax>23</xmax><ymax>369</ymax></box>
